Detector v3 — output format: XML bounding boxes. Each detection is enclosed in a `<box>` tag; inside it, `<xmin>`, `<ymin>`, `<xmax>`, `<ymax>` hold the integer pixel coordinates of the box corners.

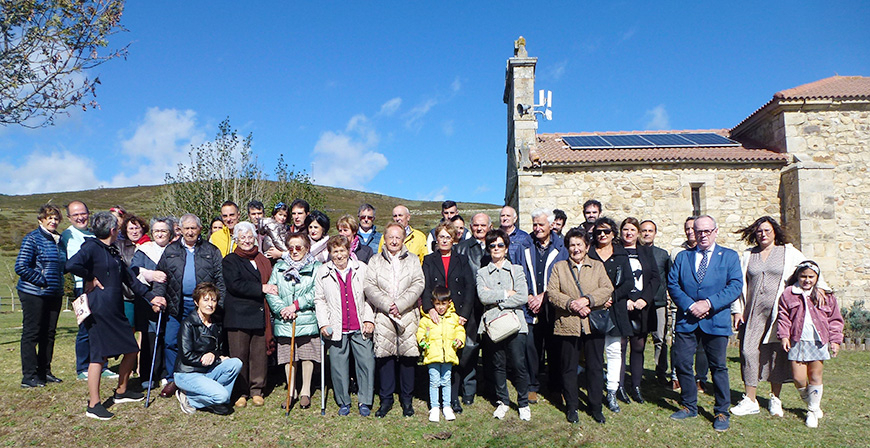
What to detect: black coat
<box><xmin>421</xmin><ymin>250</ymin><xmax>477</xmax><ymax>328</ymax></box>
<box><xmin>589</xmin><ymin>244</ymin><xmax>634</xmax><ymax>337</ymax></box>
<box><xmin>625</xmin><ymin>244</ymin><xmax>661</xmax><ymax>335</ymax></box>
<box><xmin>221</xmin><ymin>253</ymin><xmax>266</xmax><ymax>330</ymax></box>
<box><xmin>152</xmin><ymin>237</ymin><xmax>225</xmax><ymax>318</ymax></box>
<box><xmin>175</xmin><ymin>311</ymin><xmax>225</xmax><ymax>374</ymax></box>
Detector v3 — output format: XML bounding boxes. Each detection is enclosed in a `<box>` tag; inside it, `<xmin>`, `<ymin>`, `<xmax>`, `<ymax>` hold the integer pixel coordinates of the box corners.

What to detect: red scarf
<box><xmin>232</xmin><ymin>245</ymin><xmax>276</xmax><ymax>355</ymax></box>
<box><xmin>136</xmin><ymin>234</ymin><xmax>152</xmax><ymax>245</ymax></box>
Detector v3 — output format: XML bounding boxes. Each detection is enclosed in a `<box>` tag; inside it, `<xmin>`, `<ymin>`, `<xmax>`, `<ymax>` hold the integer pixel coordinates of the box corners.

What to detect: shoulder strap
<box><xmin>568</xmin><ymin>264</ymin><xmax>585</xmax><ymax>297</ymax></box>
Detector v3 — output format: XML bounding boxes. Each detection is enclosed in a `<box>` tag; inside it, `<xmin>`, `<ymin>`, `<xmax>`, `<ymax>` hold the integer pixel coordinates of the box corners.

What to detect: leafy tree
<box><xmin>157</xmin><ymin>118</ymin><xmax>322</xmax><ymax>223</ymax></box>
<box><xmin>1</xmin><ymin>0</ymin><xmax>128</xmax><ymax>127</ymax></box>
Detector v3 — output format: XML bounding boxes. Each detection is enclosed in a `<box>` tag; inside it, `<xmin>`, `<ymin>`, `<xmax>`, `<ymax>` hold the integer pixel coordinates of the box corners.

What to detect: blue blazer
<box><xmin>668</xmin><ymin>244</ymin><xmax>743</xmax><ymax>336</ymax></box>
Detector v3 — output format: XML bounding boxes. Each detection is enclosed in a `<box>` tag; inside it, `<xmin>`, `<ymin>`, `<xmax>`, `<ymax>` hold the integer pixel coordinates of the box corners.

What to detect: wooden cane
<box><xmin>285</xmin><ymin>319</ymin><xmax>297</xmax><ymax>416</ymax></box>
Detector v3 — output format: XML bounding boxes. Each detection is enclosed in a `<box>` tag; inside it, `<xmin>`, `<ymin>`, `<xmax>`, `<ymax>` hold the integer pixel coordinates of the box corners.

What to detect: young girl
<box><xmin>777</xmin><ymin>260</ymin><xmax>844</xmax><ymax>428</ymax></box>
<box><xmin>417</xmin><ymin>286</ymin><xmax>466</xmax><ymax>422</ymax></box>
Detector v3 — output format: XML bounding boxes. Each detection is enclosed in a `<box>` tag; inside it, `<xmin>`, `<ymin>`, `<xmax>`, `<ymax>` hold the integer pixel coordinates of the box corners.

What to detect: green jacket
<box><xmin>266</xmin><ymin>259</ymin><xmax>322</xmax><ymax>338</ymax></box>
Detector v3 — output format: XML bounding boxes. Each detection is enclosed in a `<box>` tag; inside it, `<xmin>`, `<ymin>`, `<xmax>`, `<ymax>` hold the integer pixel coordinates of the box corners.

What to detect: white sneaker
<box><xmin>442</xmin><ymin>406</ymin><xmax>455</xmax><ymax>421</ymax></box>
<box><xmin>176</xmin><ymin>389</ymin><xmax>196</xmax><ymax>415</ymax></box>
<box><xmin>493</xmin><ymin>402</ymin><xmax>509</xmax><ymax>420</ymax></box>
<box><xmin>768</xmin><ymin>394</ymin><xmax>783</xmax><ymax>417</ymax></box>
<box><xmin>429</xmin><ymin>407</ymin><xmax>440</xmax><ymax>422</ymax></box>
<box><xmin>730</xmin><ymin>395</ymin><xmax>760</xmax><ymax>415</ymax></box>
<box><xmin>806</xmin><ymin>410</ymin><xmax>818</xmax><ymax>428</ymax></box>
<box><xmin>518</xmin><ymin>406</ymin><xmax>531</xmax><ymax>421</ymax></box>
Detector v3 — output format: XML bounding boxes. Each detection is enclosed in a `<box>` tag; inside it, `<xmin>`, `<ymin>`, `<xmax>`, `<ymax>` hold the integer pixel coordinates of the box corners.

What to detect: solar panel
<box><xmin>640</xmin><ymin>134</ymin><xmax>695</xmax><ymax>146</ymax></box>
<box><xmin>601</xmin><ymin>134</ymin><xmax>652</xmax><ymax>147</ymax></box>
<box><xmin>682</xmin><ymin>133</ymin><xmax>738</xmax><ymax>146</ymax></box>
<box><xmin>563</xmin><ymin>135</ymin><xmax>610</xmax><ymax>148</ymax></box>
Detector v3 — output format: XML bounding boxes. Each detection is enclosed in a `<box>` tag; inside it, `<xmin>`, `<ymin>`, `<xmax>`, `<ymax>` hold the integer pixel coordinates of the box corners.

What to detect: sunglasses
<box><xmin>288</xmin><ymin>245</ymin><xmax>306</xmax><ymax>252</ymax></box>
<box><xmin>358</xmin><ymin>215</ymin><xmax>374</xmax><ymax>221</ymax></box>
<box><xmin>594</xmin><ymin>228</ymin><xmax>613</xmax><ymax>236</ymax></box>
<box><xmin>488</xmin><ymin>242</ymin><xmax>506</xmax><ymax>249</ymax></box>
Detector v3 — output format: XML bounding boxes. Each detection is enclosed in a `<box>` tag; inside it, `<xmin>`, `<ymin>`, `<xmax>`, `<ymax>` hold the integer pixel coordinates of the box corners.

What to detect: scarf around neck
<box><xmin>233</xmin><ymin>245</ymin><xmax>271</xmax><ymax>283</ymax></box>
<box><xmin>283</xmin><ymin>253</ymin><xmax>315</xmax><ymax>283</ymax></box>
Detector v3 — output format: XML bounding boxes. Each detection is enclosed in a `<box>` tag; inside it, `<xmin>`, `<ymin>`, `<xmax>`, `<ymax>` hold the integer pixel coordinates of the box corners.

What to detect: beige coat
<box><xmin>364</xmin><ymin>247</ymin><xmax>425</xmax><ymax>357</ymax></box>
<box><xmin>547</xmin><ymin>257</ymin><xmax>614</xmax><ymax>336</ymax></box>
<box><xmin>314</xmin><ymin>259</ymin><xmax>375</xmax><ymax>342</ymax></box>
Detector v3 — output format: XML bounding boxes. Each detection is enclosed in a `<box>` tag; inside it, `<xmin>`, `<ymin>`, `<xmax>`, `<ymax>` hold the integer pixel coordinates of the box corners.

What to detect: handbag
<box><xmin>486</xmin><ymin>309</ymin><xmax>521</xmax><ymax>343</ymax></box>
<box><xmin>569</xmin><ymin>264</ymin><xmax>614</xmax><ymax>335</ymax></box>
<box><xmin>72</xmin><ymin>293</ymin><xmax>91</xmax><ymax>325</ymax></box>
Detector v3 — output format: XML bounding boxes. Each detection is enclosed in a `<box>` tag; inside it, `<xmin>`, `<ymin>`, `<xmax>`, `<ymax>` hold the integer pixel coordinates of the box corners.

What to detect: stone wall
<box><xmin>516</xmin><ymin>163</ymin><xmax>783</xmax><ymax>254</ymax></box>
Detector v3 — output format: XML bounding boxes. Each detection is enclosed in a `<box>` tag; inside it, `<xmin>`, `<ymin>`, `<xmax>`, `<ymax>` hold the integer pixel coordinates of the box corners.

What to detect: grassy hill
<box><xmin>0</xmin><ymin>183</ymin><xmax>500</xmax><ymax>303</ymax></box>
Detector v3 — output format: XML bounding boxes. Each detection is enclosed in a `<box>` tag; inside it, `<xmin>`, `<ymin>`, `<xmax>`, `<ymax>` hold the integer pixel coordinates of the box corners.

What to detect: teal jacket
<box><xmin>267</xmin><ymin>259</ymin><xmax>322</xmax><ymax>338</ymax></box>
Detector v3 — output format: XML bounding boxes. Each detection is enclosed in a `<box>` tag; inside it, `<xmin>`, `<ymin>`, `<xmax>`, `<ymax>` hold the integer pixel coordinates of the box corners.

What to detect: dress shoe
<box><xmin>671</xmin><ymin>379</ymin><xmax>681</xmax><ymax>391</ymax></box>
<box><xmin>615</xmin><ymin>387</ymin><xmax>632</xmax><ymax>404</ymax></box>
<box><xmin>592</xmin><ymin>410</ymin><xmax>606</xmax><ymax>424</ymax></box>
<box><xmin>43</xmin><ymin>373</ymin><xmax>63</xmax><ymax>383</ymax></box>
<box><xmin>696</xmin><ymin>380</ymin><xmax>705</xmax><ymax>394</ymax></box>
<box><xmin>234</xmin><ymin>396</ymin><xmax>247</xmax><ymax>408</ymax></box>
<box><xmin>528</xmin><ymin>391</ymin><xmax>538</xmax><ymax>404</ymax></box>
<box><xmin>299</xmin><ymin>395</ymin><xmax>311</xmax><ymax>409</ymax></box>
<box><xmin>375</xmin><ymin>398</ymin><xmax>393</xmax><ymax>418</ymax></box>
<box><xmin>251</xmin><ymin>395</ymin><xmax>265</xmax><ymax>406</ymax></box>
<box><xmin>401</xmin><ymin>400</ymin><xmax>414</xmax><ymax>417</ymax></box>
<box><xmin>203</xmin><ymin>403</ymin><xmax>233</xmax><ymax>415</ymax></box>
<box><xmin>605</xmin><ymin>391</ymin><xmax>620</xmax><ymax>413</ymax></box>
<box><xmin>451</xmin><ymin>400</ymin><xmax>463</xmax><ymax>414</ymax></box>
<box><xmin>21</xmin><ymin>376</ymin><xmax>46</xmax><ymax>388</ymax></box>
<box><xmin>630</xmin><ymin>386</ymin><xmax>645</xmax><ymax>404</ymax></box>
<box><xmin>566</xmin><ymin>410</ymin><xmax>579</xmax><ymax>424</ymax></box>
<box><xmin>461</xmin><ymin>396</ymin><xmax>474</xmax><ymax>406</ymax></box>
<box><xmin>159</xmin><ymin>381</ymin><xmax>178</xmax><ymax>398</ymax></box>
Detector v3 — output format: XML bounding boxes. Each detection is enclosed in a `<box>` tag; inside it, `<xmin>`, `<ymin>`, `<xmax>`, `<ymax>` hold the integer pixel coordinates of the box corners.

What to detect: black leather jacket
<box><xmin>175</xmin><ymin>311</ymin><xmax>225</xmax><ymax>374</ymax></box>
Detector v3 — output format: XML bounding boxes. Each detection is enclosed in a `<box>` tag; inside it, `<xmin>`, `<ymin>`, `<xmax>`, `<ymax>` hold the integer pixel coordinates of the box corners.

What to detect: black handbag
<box><xmin>569</xmin><ymin>264</ymin><xmax>614</xmax><ymax>335</ymax></box>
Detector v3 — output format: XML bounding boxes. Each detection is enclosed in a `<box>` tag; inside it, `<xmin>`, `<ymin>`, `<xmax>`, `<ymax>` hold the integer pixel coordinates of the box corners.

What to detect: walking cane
<box><xmin>285</xmin><ymin>319</ymin><xmax>297</xmax><ymax>416</ymax></box>
<box><xmin>145</xmin><ymin>310</ymin><xmax>163</xmax><ymax>408</ymax></box>
<box><xmin>320</xmin><ymin>329</ymin><xmax>330</xmax><ymax>416</ymax></box>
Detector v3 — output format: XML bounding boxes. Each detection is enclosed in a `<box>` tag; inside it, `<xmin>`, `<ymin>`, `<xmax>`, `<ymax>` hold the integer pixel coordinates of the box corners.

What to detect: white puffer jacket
<box><xmin>364</xmin><ymin>247</ymin><xmax>424</xmax><ymax>358</ymax></box>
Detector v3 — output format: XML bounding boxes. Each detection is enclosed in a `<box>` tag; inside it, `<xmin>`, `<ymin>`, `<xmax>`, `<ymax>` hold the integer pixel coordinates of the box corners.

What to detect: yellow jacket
<box><xmin>378</xmin><ymin>226</ymin><xmax>427</xmax><ymax>264</ymax></box>
<box><xmin>416</xmin><ymin>303</ymin><xmax>466</xmax><ymax>365</ymax></box>
<box><xmin>209</xmin><ymin>226</ymin><xmax>235</xmax><ymax>257</ymax></box>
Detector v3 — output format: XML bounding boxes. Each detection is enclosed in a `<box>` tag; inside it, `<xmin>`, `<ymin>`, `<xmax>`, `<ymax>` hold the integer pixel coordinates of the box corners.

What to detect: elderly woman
<box><xmin>365</xmin><ymin>222</ymin><xmax>425</xmax><ymax>418</ymax></box>
<box><xmin>587</xmin><ymin>217</ymin><xmax>634</xmax><ymax>413</ymax></box>
<box><xmin>66</xmin><ymin>212</ymin><xmax>162</xmax><ymax>420</ymax></box>
<box><xmin>174</xmin><ymin>282</ymin><xmax>242</xmax><ymax>415</ymax></box>
<box><xmin>261</xmin><ymin>202</ymin><xmax>290</xmax><ymax>257</ymax></box>
<box><xmin>336</xmin><ymin>214</ymin><xmax>373</xmax><ymax>263</ymax></box>
<box><xmin>547</xmin><ymin>227</ymin><xmax>614</xmax><ymax>424</ymax></box>
<box><xmin>266</xmin><ymin>232</ymin><xmax>322</xmax><ymax>409</ymax></box>
<box><xmin>421</xmin><ymin>221</ymin><xmax>476</xmax><ymax>412</ymax></box>
<box><xmin>617</xmin><ymin>217</ymin><xmax>661</xmax><ymax>404</ymax></box>
<box><xmin>222</xmin><ymin>221</ymin><xmax>278</xmax><ymax>408</ymax></box>
<box><xmin>314</xmin><ymin>235</ymin><xmax>376</xmax><ymax>416</ymax></box>
<box><xmin>115</xmin><ymin>214</ymin><xmax>151</xmax><ymax>330</ymax></box>
<box><xmin>130</xmin><ymin>217</ymin><xmax>175</xmax><ymax>389</ymax></box>
<box><xmin>477</xmin><ymin>228</ymin><xmax>531</xmax><ymax>421</ymax></box>
<box><xmin>15</xmin><ymin>204</ymin><xmax>65</xmax><ymax>388</ymax></box>
<box><xmin>730</xmin><ymin>216</ymin><xmax>830</xmax><ymax>417</ymax></box>
<box><xmin>307</xmin><ymin>210</ymin><xmax>331</xmax><ymax>263</ymax></box>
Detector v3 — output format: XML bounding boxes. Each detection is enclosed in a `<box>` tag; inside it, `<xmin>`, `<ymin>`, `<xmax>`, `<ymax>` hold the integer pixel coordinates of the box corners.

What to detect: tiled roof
<box><xmin>532</xmin><ymin>130</ymin><xmax>789</xmax><ymax>166</ymax></box>
<box><xmin>774</xmin><ymin>75</ymin><xmax>870</xmax><ymax>100</ymax></box>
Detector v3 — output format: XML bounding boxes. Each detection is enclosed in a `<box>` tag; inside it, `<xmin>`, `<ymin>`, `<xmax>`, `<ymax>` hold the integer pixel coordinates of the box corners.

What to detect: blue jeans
<box><xmin>163</xmin><ymin>298</ymin><xmax>195</xmax><ymax>382</ymax></box>
<box><xmin>175</xmin><ymin>358</ymin><xmax>242</xmax><ymax>409</ymax></box>
<box><xmin>427</xmin><ymin>363</ymin><xmax>452</xmax><ymax>409</ymax></box>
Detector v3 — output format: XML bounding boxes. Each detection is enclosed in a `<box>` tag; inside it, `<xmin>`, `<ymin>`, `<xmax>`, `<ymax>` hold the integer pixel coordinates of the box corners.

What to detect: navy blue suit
<box><xmin>668</xmin><ymin>243</ymin><xmax>742</xmax><ymax>415</ymax></box>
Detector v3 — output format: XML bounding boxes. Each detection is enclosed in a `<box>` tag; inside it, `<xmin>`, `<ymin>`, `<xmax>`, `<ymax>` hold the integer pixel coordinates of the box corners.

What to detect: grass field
<box><xmin>1</xmin><ymin>310</ymin><xmax>866</xmax><ymax>447</ymax></box>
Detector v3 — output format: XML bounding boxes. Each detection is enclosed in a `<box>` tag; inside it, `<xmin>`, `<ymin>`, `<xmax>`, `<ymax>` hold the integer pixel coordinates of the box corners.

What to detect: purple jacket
<box><xmin>776</xmin><ymin>285</ymin><xmax>844</xmax><ymax>345</ymax></box>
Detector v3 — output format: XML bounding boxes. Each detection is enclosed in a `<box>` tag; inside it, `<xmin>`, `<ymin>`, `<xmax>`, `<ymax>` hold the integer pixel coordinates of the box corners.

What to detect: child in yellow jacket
<box><xmin>417</xmin><ymin>285</ymin><xmax>466</xmax><ymax>422</ymax></box>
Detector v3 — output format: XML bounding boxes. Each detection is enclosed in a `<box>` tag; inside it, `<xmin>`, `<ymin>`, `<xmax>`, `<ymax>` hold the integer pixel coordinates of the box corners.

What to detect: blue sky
<box><xmin>2</xmin><ymin>1</ymin><xmax>868</xmax><ymax>205</ymax></box>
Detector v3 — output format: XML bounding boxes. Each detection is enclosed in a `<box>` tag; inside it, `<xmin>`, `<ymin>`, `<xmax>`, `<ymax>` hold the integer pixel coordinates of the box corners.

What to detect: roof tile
<box><xmin>774</xmin><ymin>75</ymin><xmax>870</xmax><ymax>100</ymax></box>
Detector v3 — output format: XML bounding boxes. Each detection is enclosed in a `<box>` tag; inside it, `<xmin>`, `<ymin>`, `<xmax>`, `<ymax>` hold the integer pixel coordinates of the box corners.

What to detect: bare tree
<box><xmin>1</xmin><ymin>0</ymin><xmax>128</xmax><ymax>127</ymax></box>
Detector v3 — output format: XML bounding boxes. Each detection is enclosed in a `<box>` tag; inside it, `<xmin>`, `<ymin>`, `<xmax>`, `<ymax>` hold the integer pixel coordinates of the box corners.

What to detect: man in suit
<box><xmin>668</xmin><ymin>215</ymin><xmax>742</xmax><ymax>432</ymax></box>
<box><xmin>639</xmin><ymin>219</ymin><xmax>672</xmax><ymax>384</ymax></box>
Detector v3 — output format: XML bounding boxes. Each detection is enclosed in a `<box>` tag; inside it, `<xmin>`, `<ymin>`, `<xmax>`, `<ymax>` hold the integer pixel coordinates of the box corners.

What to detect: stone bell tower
<box><xmin>504</xmin><ymin>36</ymin><xmax>538</xmax><ymax>211</ymax></box>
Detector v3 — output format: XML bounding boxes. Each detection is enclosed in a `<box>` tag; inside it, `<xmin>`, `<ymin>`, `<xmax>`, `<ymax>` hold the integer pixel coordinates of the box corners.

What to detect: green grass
<box><xmin>0</xmin><ymin>310</ymin><xmax>866</xmax><ymax>447</ymax></box>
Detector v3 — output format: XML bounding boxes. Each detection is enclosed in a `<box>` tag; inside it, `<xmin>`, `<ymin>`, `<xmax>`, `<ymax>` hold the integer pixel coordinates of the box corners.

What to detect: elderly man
<box><xmin>377</xmin><ymin>205</ymin><xmax>426</xmax><ymax>263</ymax></box>
<box><xmin>521</xmin><ymin>209</ymin><xmax>568</xmax><ymax>402</ymax></box>
<box><xmin>668</xmin><ymin>215</ymin><xmax>742</xmax><ymax>432</ymax></box>
<box><xmin>498</xmin><ymin>206</ymin><xmax>532</xmax><ymax>265</ymax></box>
<box><xmin>357</xmin><ymin>203</ymin><xmax>382</xmax><ymax>251</ymax></box>
<box><xmin>60</xmin><ymin>201</ymin><xmax>115</xmax><ymax>381</ymax></box>
<box><xmin>640</xmin><ymin>220</ymin><xmax>673</xmax><ymax>385</ymax></box>
<box><xmin>210</xmin><ymin>201</ymin><xmax>240</xmax><ymax>257</ymax></box>
<box><xmin>426</xmin><ymin>200</ymin><xmax>471</xmax><ymax>252</ymax></box>
<box><xmin>153</xmin><ymin>213</ymin><xmax>226</xmax><ymax>398</ymax></box>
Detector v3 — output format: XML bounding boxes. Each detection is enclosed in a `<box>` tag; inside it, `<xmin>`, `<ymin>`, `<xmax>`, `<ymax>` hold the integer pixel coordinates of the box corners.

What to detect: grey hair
<box><xmin>150</xmin><ymin>216</ymin><xmax>177</xmax><ymax>240</ymax></box>
<box><xmin>695</xmin><ymin>214</ymin><xmax>718</xmax><ymax>229</ymax></box>
<box><xmin>91</xmin><ymin>211</ymin><xmax>117</xmax><ymax>239</ymax></box>
<box><xmin>233</xmin><ymin>221</ymin><xmax>258</xmax><ymax>243</ymax></box>
<box><xmin>531</xmin><ymin>208</ymin><xmax>555</xmax><ymax>224</ymax></box>
<box><xmin>180</xmin><ymin>213</ymin><xmax>202</xmax><ymax>228</ymax></box>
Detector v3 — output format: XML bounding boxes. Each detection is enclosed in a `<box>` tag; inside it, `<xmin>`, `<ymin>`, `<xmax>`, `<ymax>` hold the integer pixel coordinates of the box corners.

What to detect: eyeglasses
<box><xmin>593</xmin><ymin>228</ymin><xmax>612</xmax><ymax>236</ymax></box>
<box><xmin>695</xmin><ymin>228</ymin><xmax>716</xmax><ymax>236</ymax></box>
<box><xmin>358</xmin><ymin>215</ymin><xmax>374</xmax><ymax>221</ymax></box>
<box><xmin>152</xmin><ymin>229</ymin><xmax>170</xmax><ymax>234</ymax></box>
<box><xmin>488</xmin><ymin>242</ymin><xmax>506</xmax><ymax>249</ymax></box>
<box><xmin>288</xmin><ymin>245</ymin><xmax>306</xmax><ymax>252</ymax></box>
<box><xmin>437</xmin><ymin>234</ymin><xmax>453</xmax><ymax>241</ymax></box>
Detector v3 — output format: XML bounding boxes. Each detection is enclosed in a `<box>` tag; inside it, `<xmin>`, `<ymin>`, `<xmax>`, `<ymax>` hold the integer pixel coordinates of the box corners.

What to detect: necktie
<box><xmin>697</xmin><ymin>250</ymin><xmax>709</xmax><ymax>283</ymax></box>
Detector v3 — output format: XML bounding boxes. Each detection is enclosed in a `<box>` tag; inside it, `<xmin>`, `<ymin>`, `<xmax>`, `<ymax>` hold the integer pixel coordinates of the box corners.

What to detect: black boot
<box><xmin>630</xmin><ymin>386</ymin><xmax>645</xmax><ymax>404</ymax></box>
<box><xmin>615</xmin><ymin>387</ymin><xmax>632</xmax><ymax>404</ymax></box>
<box><xmin>375</xmin><ymin>396</ymin><xmax>393</xmax><ymax>418</ymax></box>
<box><xmin>400</xmin><ymin>399</ymin><xmax>414</xmax><ymax>417</ymax></box>
<box><xmin>605</xmin><ymin>391</ymin><xmax>620</xmax><ymax>413</ymax></box>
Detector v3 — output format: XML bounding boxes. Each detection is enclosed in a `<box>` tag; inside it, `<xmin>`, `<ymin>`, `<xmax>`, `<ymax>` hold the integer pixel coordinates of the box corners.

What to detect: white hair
<box><xmin>233</xmin><ymin>221</ymin><xmax>258</xmax><ymax>243</ymax></box>
<box><xmin>531</xmin><ymin>208</ymin><xmax>555</xmax><ymax>224</ymax></box>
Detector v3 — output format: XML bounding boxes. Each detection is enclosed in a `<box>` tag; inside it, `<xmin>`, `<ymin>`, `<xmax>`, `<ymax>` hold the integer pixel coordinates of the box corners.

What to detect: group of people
<box><xmin>15</xmin><ymin>198</ymin><xmax>843</xmax><ymax>430</ymax></box>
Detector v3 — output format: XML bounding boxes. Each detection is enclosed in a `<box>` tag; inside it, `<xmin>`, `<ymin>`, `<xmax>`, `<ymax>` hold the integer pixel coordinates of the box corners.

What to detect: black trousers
<box><xmin>451</xmin><ymin>329</ymin><xmax>480</xmax><ymax>402</ymax></box>
<box><xmin>560</xmin><ymin>334</ymin><xmax>604</xmax><ymax>414</ymax></box>
<box><xmin>619</xmin><ymin>334</ymin><xmax>647</xmax><ymax>389</ymax></box>
<box><xmin>377</xmin><ymin>356</ymin><xmax>416</xmax><ymax>404</ymax></box>
<box><xmin>491</xmin><ymin>332</ymin><xmax>529</xmax><ymax>407</ymax></box>
<box><xmin>19</xmin><ymin>292</ymin><xmax>62</xmax><ymax>380</ymax></box>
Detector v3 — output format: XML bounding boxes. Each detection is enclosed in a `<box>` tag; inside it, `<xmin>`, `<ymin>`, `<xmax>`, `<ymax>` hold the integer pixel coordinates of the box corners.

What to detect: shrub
<box><xmin>843</xmin><ymin>300</ymin><xmax>870</xmax><ymax>340</ymax></box>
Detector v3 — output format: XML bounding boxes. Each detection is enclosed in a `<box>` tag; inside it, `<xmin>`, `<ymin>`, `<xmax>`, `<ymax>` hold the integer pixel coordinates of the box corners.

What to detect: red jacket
<box><xmin>776</xmin><ymin>285</ymin><xmax>844</xmax><ymax>345</ymax></box>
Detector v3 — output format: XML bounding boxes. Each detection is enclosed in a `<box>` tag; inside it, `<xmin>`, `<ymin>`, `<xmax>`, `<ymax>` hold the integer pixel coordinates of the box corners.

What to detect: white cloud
<box><xmin>111</xmin><ymin>107</ymin><xmax>207</xmax><ymax>186</ymax></box>
<box><xmin>643</xmin><ymin>104</ymin><xmax>670</xmax><ymax>130</ymax></box>
<box><xmin>311</xmin><ymin>114</ymin><xmax>388</xmax><ymax>190</ymax></box>
<box><xmin>379</xmin><ymin>97</ymin><xmax>402</xmax><ymax>116</ymax></box>
<box><xmin>474</xmin><ymin>185</ymin><xmax>491</xmax><ymax>194</ymax></box>
<box><xmin>451</xmin><ymin>77</ymin><xmax>462</xmax><ymax>93</ymax></box>
<box><xmin>404</xmin><ymin>98</ymin><xmax>438</xmax><ymax>131</ymax></box>
<box><xmin>620</xmin><ymin>27</ymin><xmax>637</xmax><ymax>42</ymax></box>
<box><xmin>0</xmin><ymin>150</ymin><xmax>101</xmax><ymax>194</ymax></box>
<box><xmin>547</xmin><ymin>60</ymin><xmax>568</xmax><ymax>81</ymax></box>
<box><xmin>442</xmin><ymin>120</ymin><xmax>454</xmax><ymax>136</ymax></box>
<box><xmin>419</xmin><ymin>186</ymin><xmax>449</xmax><ymax>202</ymax></box>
